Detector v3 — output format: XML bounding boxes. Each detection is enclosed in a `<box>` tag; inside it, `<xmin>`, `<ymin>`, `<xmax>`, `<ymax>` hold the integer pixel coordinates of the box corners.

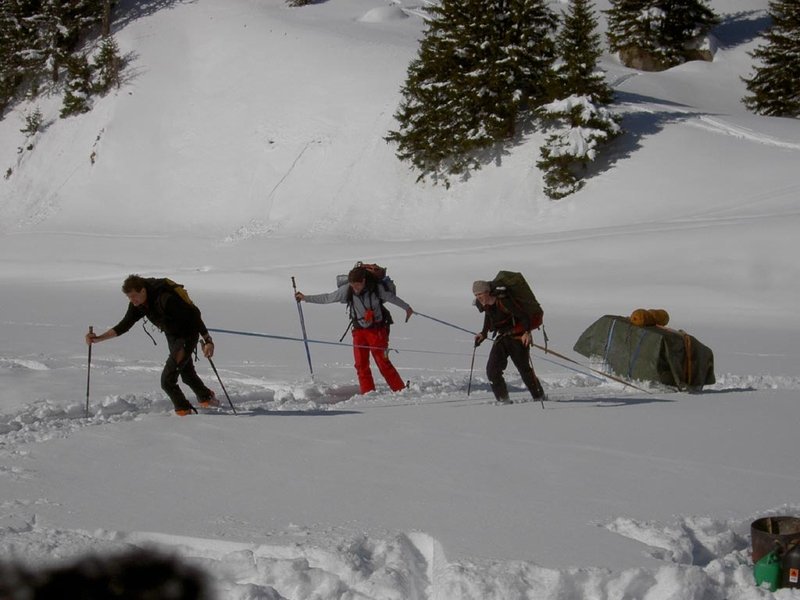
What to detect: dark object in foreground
<box><xmin>751</xmin><ymin>515</ymin><xmax>800</xmax><ymax>564</ymax></box>
<box><xmin>0</xmin><ymin>547</ymin><xmax>213</xmax><ymax>599</ymax></box>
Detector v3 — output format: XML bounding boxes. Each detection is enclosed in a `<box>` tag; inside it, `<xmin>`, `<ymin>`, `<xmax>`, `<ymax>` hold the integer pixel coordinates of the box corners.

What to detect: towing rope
<box><xmin>207</xmin><ymin>325</ymin><xmax>607</xmax><ymax>383</ymax></box>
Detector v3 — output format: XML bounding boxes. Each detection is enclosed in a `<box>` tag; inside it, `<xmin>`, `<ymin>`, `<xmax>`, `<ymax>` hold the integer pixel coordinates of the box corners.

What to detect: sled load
<box><xmin>573</xmin><ymin>310</ymin><xmax>715</xmax><ymax>391</ymax></box>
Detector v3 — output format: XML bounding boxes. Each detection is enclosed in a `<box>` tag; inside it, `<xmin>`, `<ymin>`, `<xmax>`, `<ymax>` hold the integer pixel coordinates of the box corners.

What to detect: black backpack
<box><xmin>477</xmin><ymin>271</ymin><xmax>544</xmax><ymax>331</ymax></box>
<box><xmin>139</xmin><ymin>278</ymin><xmax>203</xmax><ymax>345</ymax></box>
<box><xmin>336</xmin><ymin>262</ymin><xmax>396</xmax><ymax>295</ymax></box>
<box><xmin>490</xmin><ymin>271</ymin><xmax>542</xmax><ymax>324</ymax></box>
<box><xmin>147</xmin><ymin>277</ymin><xmax>195</xmax><ymax>307</ymax></box>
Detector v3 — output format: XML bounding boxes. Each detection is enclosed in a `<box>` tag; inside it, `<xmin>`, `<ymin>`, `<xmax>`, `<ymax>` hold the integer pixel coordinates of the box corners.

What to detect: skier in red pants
<box><xmin>295</xmin><ymin>266</ymin><xmax>413</xmax><ymax>394</ymax></box>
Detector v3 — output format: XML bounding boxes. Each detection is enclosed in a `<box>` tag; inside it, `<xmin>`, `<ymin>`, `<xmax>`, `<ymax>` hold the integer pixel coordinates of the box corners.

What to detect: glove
<box><xmin>474</xmin><ymin>333</ymin><xmax>486</xmax><ymax>347</ymax></box>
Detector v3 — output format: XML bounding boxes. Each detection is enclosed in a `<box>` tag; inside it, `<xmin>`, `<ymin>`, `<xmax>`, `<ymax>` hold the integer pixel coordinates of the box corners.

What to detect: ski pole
<box><xmin>205</xmin><ymin>352</ymin><xmax>236</xmax><ymax>414</ymax></box>
<box><xmin>467</xmin><ymin>343</ymin><xmax>477</xmax><ymax>396</ymax></box>
<box><xmin>85</xmin><ymin>325</ymin><xmax>93</xmax><ymax>418</ymax></box>
<box><xmin>529</xmin><ymin>354</ymin><xmax>545</xmax><ymax>409</ymax></box>
<box><xmin>292</xmin><ymin>276</ymin><xmax>314</xmax><ymax>379</ymax></box>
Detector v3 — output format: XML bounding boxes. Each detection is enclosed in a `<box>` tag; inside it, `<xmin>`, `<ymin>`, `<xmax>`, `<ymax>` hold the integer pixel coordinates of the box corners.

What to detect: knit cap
<box><xmin>472</xmin><ymin>280</ymin><xmax>491</xmax><ymax>294</ymax></box>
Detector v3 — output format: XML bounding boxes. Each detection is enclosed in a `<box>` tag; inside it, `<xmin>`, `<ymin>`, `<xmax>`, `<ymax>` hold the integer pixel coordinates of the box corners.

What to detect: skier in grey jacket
<box><xmin>296</xmin><ymin>266</ymin><xmax>413</xmax><ymax>393</ymax></box>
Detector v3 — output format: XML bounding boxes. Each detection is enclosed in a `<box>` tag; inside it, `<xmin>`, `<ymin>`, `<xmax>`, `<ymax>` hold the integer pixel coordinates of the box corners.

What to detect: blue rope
<box><xmin>415</xmin><ymin>311</ymin><xmax>477</xmax><ymax>335</ymax></box>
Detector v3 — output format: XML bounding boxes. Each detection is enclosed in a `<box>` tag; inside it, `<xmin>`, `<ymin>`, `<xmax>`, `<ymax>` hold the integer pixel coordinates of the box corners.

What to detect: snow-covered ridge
<box><xmin>3</xmin><ymin>505</ymin><xmax>796</xmax><ymax>599</ymax></box>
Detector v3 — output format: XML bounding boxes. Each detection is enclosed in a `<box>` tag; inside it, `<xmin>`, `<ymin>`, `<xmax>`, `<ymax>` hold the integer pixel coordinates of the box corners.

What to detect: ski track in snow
<box><xmin>0</xmin><ymin>358</ymin><xmax>50</xmax><ymax>371</ymax></box>
<box><xmin>2</xmin><ymin>370</ymin><xmax>798</xmax><ymax>447</ymax></box>
<box><xmin>620</xmin><ymin>102</ymin><xmax>800</xmax><ymax>151</ymax></box>
<box><xmin>690</xmin><ymin>116</ymin><xmax>800</xmax><ymax>151</ymax></box>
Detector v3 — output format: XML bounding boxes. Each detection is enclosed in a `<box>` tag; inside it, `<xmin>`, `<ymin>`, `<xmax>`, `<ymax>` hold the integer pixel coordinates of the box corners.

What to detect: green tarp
<box><xmin>573</xmin><ymin>315</ymin><xmax>715</xmax><ymax>390</ymax></box>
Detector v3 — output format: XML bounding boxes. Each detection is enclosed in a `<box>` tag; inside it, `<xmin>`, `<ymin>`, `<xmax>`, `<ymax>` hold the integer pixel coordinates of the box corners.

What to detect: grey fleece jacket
<box><xmin>304</xmin><ymin>284</ymin><xmax>411</xmax><ymax>329</ymax></box>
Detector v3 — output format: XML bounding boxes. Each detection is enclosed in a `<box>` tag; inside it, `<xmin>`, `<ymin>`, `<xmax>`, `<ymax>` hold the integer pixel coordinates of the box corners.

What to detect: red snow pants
<box><xmin>351</xmin><ymin>325</ymin><xmax>405</xmax><ymax>394</ymax></box>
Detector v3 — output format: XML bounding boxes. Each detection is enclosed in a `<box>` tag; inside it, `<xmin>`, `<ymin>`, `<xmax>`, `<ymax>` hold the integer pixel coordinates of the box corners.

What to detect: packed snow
<box><xmin>1</xmin><ymin>0</ymin><xmax>799</xmax><ymax>598</ymax></box>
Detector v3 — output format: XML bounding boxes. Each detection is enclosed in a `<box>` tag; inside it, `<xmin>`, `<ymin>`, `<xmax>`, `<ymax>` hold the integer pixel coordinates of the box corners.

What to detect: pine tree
<box><xmin>20</xmin><ymin>105</ymin><xmax>43</xmax><ymax>136</ymax></box>
<box><xmin>656</xmin><ymin>0</ymin><xmax>718</xmax><ymax>65</ymax></box>
<box><xmin>0</xmin><ymin>0</ymin><xmax>40</xmax><ymax>114</ymax></box>
<box><xmin>39</xmin><ymin>0</ymin><xmax>68</xmax><ymax>83</ymax></box>
<box><xmin>60</xmin><ymin>53</ymin><xmax>93</xmax><ymax>117</ymax></box>
<box><xmin>1</xmin><ymin>0</ymin><xmax>110</xmax><ymax>116</ymax></box>
<box><xmin>62</xmin><ymin>0</ymin><xmax>110</xmax><ymax>41</ymax></box>
<box><xmin>606</xmin><ymin>0</ymin><xmax>718</xmax><ymax>70</ymax></box>
<box><xmin>93</xmin><ymin>34</ymin><xmax>121</xmax><ymax>93</ymax></box>
<box><xmin>45</xmin><ymin>0</ymin><xmax>110</xmax><ymax>79</ymax></box>
<box><xmin>0</xmin><ymin>4</ymin><xmax>20</xmax><ymax>114</ymax></box>
<box><xmin>386</xmin><ymin>0</ymin><xmax>558</xmax><ymax>183</ymax></box>
<box><xmin>538</xmin><ymin>0</ymin><xmax>621</xmax><ymax>200</ymax></box>
<box><xmin>605</xmin><ymin>0</ymin><xmax>657</xmax><ymax>58</ymax></box>
<box><xmin>742</xmin><ymin>0</ymin><xmax>800</xmax><ymax>118</ymax></box>
<box><xmin>502</xmin><ymin>0</ymin><xmax>561</xmax><ymax>117</ymax></box>
<box><xmin>555</xmin><ymin>0</ymin><xmax>613</xmax><ymax>104</ymax></box>
<box><xmin>536</xmin><ymin>97</ymin><xmax>621</xmax><ymax>198</ymax></box>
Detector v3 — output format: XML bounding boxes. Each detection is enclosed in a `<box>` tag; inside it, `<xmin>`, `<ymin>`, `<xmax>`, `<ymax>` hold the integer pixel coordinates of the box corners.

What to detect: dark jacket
<box><xmin>113</xmin><ymin>279</ymin><xmax>209</xmax><ymax>340</ymax></box>
<box><xmin>479</xmin><ymin>295</ymin><xmax>533</xmax><ymax>337</ymax></box>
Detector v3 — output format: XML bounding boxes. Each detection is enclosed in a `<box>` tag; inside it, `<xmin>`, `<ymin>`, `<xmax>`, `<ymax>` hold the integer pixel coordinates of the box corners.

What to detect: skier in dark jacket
<box><xmin>85</xmin><ymin>274</ymin><xmax>218</xmax><ymax>416</ymax></box>
<box><xmin>473</xmin><ymin>280</ymin><xmax>544</xmax><ymax>404</ymax></box>
<box><xmin>295</xmin><ymin>266</ymin><xmax>413</xmax><ymax>394</ymax></box>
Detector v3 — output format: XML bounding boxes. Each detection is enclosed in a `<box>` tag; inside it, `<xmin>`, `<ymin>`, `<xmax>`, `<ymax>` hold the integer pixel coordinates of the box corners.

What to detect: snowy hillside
<box><xmin>1</xmin><ymin>0</ymin><xmax>800</xmax><ymax>599</ymax></box>
<box><xmin>0</xmin><ymin>0</ymin><xmax>795</xmax><ymax>240</ymax></box>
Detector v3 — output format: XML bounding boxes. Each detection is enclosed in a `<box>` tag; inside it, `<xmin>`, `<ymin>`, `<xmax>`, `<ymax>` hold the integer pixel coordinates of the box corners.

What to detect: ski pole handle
<box><xmin>292</xmin><ymin>276</ymin><xmax>304</xmax><ymax>302</ymax></box>
<box><xmin>85</xmin><ymin>326</ymin><xmax>93</xmax><ymax>418</ymax></box>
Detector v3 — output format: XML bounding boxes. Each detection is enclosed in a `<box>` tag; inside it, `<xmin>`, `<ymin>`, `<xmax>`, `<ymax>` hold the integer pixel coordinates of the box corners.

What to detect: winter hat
<box><xmin>472</xmin><ymin>280</ymin><xmax>491</xmax><ymax>294</ymax></box>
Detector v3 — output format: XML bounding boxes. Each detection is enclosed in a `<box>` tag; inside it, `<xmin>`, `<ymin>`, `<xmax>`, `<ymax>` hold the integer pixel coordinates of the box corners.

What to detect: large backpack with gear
<box><xmin>487</xmin><ymin>271</ymin><xmax>544</xmax><ymax>329</ymax></box>
<box><xmin>336</xmin><ymin>261</ymin><xmax>396</xmax><ymax>295</ymax></box>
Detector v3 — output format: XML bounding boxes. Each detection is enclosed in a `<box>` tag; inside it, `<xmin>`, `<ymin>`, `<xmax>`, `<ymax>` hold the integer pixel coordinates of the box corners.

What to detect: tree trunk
<box><xmin>102</xmin><ymin>0</ymin><xmax>112</xmax><ymax>37</ymax></box>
